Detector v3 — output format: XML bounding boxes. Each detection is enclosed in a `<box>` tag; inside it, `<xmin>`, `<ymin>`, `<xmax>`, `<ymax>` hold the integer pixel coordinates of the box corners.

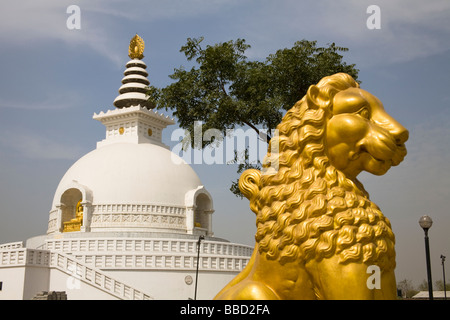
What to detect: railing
<box><xmin>0</xmin><ymin>237</ymin><xmax>252</xmax><ymax>299</ymax></box>
<box><xmin>0</xmin><ymin>248</ymin><xmax>153</xmax><ymax>300</ymax></box>
<box><xmin>0</xmin><ymin>248</ymin><xmax>27</xmax><ymax>266</ymax></box>
<box><xmin>45</xmin><ymin>238</ymin><xmax>253</xmax><ymax>257</ymax></box>
<box><xmin>71</xmin><ymin>252</ymin><xmax>249</xmax><ymax>271</ymax></box>
<box><xmin>43</xmin><ymin>238</ymin><xmax>252</xmax><ymax>272</ymax></box>
<box><xmin>49</xmin><ymin>251</ymin><xmax>153</xmax><ymax>300</ymax></box>
<box><xmin>0</xmin><ymin>241</ymin><xmax>24</xmax><ymax>250</ymax></box>
<box><xmin>1</xmin><ymin>248</ymin><xmax>53</xmax><ymax>267</ymax></box>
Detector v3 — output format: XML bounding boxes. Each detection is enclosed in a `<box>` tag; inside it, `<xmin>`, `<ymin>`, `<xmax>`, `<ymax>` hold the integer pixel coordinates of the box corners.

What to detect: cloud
<box><xmin>0</xmin><ymin>129</ymin><xmax>84</xmax><ymax>160</ymax></box>
<box><xmin>2</xmin><ymin>0</ymin><xmax>448</xmax><ymax>68</ymax></box>
<box><xmin>0</xmin><ymin>91</ymin><xmax>82</xmax><ymax>111</ymax></box>
<box><xmin>0</xmin><ymin>0</ymin><xmax>243</xmax><ymax>66</ymax></box>
<box><xmin>84</xmin><ymin>0</ymin><xmax>243</xmax><ymax>21</ymax></box>
<box><xmin>0</xmin><ymin>1</ymin><xmax>121</xmax><ymax>65</ymax></box>
<box><xmin>239</xmin><ymin>0</ymin><xmax>450</xmax><ymax>66</ymax></box>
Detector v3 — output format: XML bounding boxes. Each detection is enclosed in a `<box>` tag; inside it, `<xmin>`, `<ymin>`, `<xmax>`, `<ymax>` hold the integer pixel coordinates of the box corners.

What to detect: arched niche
<box><xmin>185</xmin><ymin>186</ymin><xmax>214</xmax><ymax>236</ymax></box>
<box><xmin>194</xmin><ymin>193</ymin><xmax>212</xmax><ymax>228</ymax></box>
<box><xmin>54</xmin><ymin>181</ymin><xmax>93</xmax><ymax>233</ymax></box>
<box><xmin>60</xmin><ymin>188</ymin><xmax>83</xmax><ymax>231</ymax></box>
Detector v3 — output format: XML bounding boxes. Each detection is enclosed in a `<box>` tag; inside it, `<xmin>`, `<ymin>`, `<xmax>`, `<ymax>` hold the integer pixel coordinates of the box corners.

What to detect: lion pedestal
<box><xmin>215</xmin><ymin>73</ymin><xmax>408</xmax><ymax>300</ymax></box>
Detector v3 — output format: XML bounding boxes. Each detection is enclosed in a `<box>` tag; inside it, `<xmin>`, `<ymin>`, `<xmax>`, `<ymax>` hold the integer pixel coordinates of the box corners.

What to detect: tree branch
<box><xmin>242</xmin><ymin>120</ymin><xmax>272</xmax><ymax>142</ymax></box>
<box><xmin>218</xmin><ymin>81</ymin><xmax>271</xmax><ymax>143</ymax></box>
<box><xmin>220</xmin><ymin>83</ymin><xmax>228</xmax><ymax>96</ymax></box>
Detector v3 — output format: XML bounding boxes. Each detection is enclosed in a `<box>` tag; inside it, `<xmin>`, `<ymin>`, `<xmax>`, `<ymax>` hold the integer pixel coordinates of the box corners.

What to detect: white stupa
<box><xmin>0</xmin><ymin>35</ymin><xmax>252</xmax><ymax>300</ymax></box>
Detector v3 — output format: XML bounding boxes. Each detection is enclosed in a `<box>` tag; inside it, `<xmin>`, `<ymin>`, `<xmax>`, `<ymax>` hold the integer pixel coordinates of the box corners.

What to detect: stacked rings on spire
<box><xmin>113</xmin><ymin>59</ymin><xmax>153</xmax><ymax>109</ymax></box>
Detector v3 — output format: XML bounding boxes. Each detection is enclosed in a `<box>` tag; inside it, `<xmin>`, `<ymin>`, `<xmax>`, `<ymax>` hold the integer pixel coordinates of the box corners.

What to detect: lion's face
<box><xmin>326</xmin><ymin>87</ymin><xmax>408</xmax><ymax>179</ymax></box>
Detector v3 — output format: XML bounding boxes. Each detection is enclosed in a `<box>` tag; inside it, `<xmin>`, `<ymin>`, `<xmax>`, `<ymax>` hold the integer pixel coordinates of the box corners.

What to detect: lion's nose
<box><xmin>377</xmin><ymin>111</ymin><xmax>409</xmax><ymax>145</ymax></box>
<box><xmin>394</xmin><ymin>129</ymin><xmax>409</xmax><ymax>145</ymax></box>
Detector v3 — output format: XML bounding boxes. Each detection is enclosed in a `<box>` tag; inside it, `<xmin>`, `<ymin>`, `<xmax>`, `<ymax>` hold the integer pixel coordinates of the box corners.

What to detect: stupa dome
<box><xmin>47</xmin><ymin>35</ymin><xmax>214</xmax><ymax>236</ymax></box>
<box><xmin>51</xmin><ymin>142</ymin><xmax>202</xmax><ymax>208</ymax></box>
<box><xmin>48</xmin><ymin>140</ymin><xmax>213</xmax><ymax>235</ymax></box>
<box><xmin>0</xmin><ymin>34</ymin><xmax>252</xmax><ymax>302</ymax></box>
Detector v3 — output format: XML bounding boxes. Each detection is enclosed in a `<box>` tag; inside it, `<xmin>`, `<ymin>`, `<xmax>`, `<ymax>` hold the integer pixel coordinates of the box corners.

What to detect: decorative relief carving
<box><xmin>88</xmin><ymin>203</ymin><xmax>187</xmax><ymax>229</ymax></box>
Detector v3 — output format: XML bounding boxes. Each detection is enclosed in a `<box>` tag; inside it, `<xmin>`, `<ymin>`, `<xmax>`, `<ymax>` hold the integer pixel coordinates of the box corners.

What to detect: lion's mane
<box><xmin>240</xmin><ymin>73</ymin><xmax>395</xmax><ymax>270</ymax></box>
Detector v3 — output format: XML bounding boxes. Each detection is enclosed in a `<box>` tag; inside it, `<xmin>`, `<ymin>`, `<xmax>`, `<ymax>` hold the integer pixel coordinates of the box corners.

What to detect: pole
<box><xmin>442</xmin><ymin>255</ymin><xmax>447</xmax><ymax>300</ymax></box>
<box><xmin>194</xmin><ymin>235</ymin><xmax>204</xmax><ymax>300</ymax></box>
<box><xmin>424</xmin><ymin>228</ymin><xmax>433</xmax><ymax>300</ymax></box>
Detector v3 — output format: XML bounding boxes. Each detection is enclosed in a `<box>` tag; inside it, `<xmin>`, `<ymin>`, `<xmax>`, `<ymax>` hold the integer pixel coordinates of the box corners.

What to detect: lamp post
<box><xmin>441</xmin><ymin>255</ymin><xmax>447</xmax><ymax>300</ymax></box>
<box><xmin>419</xmin><ymin>215</ymin><xmax>433</xmax><ymax>300</ymax></box>
<box><xmin>194</xmin><ymin>235</ymin><xmax>205</xmax><ymax>300</ymax></box>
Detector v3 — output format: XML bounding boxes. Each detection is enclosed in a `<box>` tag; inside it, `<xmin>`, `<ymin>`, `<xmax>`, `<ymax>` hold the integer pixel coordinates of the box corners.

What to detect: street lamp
<box><xmin>441</xmin><ymin>255</ymin><xmax>447</xmax><ymax>300</ymax></box>
<box><xmin>419</xmin><ymin>215</ymin><xmax>433</xmax><ymax>300</ymax></box>
<box><xmin>194</xmin><ymin>235</ymin><xmax>205</xmax><ymax>300</ymax></box>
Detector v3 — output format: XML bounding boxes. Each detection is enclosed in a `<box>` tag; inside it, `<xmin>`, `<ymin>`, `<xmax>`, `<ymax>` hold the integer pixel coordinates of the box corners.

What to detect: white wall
<box><xmin>106</xmin><ymin>269</ymin><xmax>237</xmax><ymax>300</ymax></box>
<box><xmin>0</xmin><ymin>267</ymin><xmax>26</xmax><ymax>299</ymax></box>
<box><xmin>23</xmin><ymin>266</ymin><xmax>50</xmax><ymax>300</ymax></box>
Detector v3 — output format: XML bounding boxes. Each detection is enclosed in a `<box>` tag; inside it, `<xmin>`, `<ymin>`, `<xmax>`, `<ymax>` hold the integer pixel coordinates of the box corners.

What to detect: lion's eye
<box><xmin>358</xmin><ymin>108</ymin><xmax>370</xmax><ymax>119</ymax></box>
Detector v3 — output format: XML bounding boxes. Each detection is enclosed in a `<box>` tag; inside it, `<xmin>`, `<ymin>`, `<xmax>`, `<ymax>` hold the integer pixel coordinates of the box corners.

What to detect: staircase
<box><xmin>0</xmin><ymin>244</ymin><xmax>154</xmax><ymax>300</ymax></box>
<box><xmin>49</xmin><ymin>250</ymin><xmax>154</xmax><ymax>300</ymax></box>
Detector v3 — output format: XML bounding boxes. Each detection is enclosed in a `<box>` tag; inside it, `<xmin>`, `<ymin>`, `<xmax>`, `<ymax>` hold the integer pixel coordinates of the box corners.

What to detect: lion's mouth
<box><xmin>360</xmin><ymin>137</ymin><xmax>407</xmax><ymax>167</ymax></box>
<box><xmin>391</xmin><ymin>143</ymin><xmax>407</xmax><ymax>166</ymax></box>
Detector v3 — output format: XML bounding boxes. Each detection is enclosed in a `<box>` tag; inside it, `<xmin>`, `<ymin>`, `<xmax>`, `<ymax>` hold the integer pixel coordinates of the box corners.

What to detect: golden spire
<box><xmin>128</xmin><ymin>34</ymin><xmax>145</xmax><ymax>59</ymax></box>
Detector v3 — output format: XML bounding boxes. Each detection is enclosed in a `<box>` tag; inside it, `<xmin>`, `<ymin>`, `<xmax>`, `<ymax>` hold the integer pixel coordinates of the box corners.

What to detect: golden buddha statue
<box><xmin>63</xmin><ymin>200</ymin><xmax>83</xmax><ymax>232</ymax></box>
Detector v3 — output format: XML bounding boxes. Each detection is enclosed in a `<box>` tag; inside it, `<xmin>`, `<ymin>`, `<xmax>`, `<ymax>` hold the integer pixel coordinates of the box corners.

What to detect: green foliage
<box><xmin>150</xmin><ymin>37</ymin><xmax>358</xmax><ymax>142</ymax></box>
<box><xmin>148</xmin><ymin>37</ymin><xmax>359</xmax><ymax>196</ymax></box>
<box><xmin>267</xmin><ymin>40</ymin><xmax>359</xmax><ymax>111</ymax></box>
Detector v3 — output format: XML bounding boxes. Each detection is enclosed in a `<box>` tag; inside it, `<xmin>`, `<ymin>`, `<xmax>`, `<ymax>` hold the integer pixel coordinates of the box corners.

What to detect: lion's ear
<box><xmin>239</xmin><ymin>169</ymin><xmax>261</xmax><ymax>214</ymax></box>
<box><xmin>306</xmin><ymin>85</ymin><xmax>328</xmax><ymax>109</ymax></box>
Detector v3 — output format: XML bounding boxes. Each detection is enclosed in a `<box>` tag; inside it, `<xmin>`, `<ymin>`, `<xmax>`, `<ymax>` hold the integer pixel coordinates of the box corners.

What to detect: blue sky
<box><xmin>0</xmin><ymin>0</ymin><xmax>449</xmax><ymax>288</ymax></box>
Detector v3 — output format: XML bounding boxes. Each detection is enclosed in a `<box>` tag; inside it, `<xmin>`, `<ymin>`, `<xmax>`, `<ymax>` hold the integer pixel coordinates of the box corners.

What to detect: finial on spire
<box><xmin>114</xmin><ymin>34</ymin><xmax>152</xmax><ymax>109</ymax></box>
<box><xmin>128</xmin><ymin>34</ymin><xmax>145</xmax><ymax>59</ymax></box>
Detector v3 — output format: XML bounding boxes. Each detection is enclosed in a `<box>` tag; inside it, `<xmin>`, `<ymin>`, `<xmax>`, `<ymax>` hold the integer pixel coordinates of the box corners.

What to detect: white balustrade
<box><xmin>45</xmin><ymin>238</ymin><xmax>253</xmax><ymax>257</ymax></box>
<box><xmin>48</xmin><ymin>250</ymin><xmax>153</xmax><ymax>300</ymax></box>
<box><xmin>0</xmin><ymin>247</ymin><xmax>153</xmax><ymax>300</ymax></box>
<box><xmin>0</xmin><ymin>241</ymin><xmax>24</xmax><ymax>250</ymax></box>
<box><xmin>1</xmin><ymin>237</ymin><xmax>252</xmax><ymax>299</ymax></box>
<box><xmin>42</xmin><ymin>238</ymin><xmax>252</xmax><ymax>272</ymax></box>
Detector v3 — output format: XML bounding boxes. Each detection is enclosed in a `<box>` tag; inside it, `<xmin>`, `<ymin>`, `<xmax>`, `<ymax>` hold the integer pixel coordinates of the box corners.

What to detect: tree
<box><xmin>397</xmin><ymin>279</ymin><xmax>419</xmax><ymax>298</ymax></box>
<box><xmin>148</xmin><ymin>37</ymin><xmax>359</xmax><ymax>196</ymax></box>
<box><xmin>434</xmin><ymin>280</ymin><xmax>450</xmax><ymax>291</ymax></box>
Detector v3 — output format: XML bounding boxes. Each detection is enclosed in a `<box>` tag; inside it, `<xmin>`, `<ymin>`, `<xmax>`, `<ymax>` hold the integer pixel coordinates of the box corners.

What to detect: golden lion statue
<box><xmin>215</xmin><ymin>73</ymin><xmax>408</xmax><ymax>300</ymax></box>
